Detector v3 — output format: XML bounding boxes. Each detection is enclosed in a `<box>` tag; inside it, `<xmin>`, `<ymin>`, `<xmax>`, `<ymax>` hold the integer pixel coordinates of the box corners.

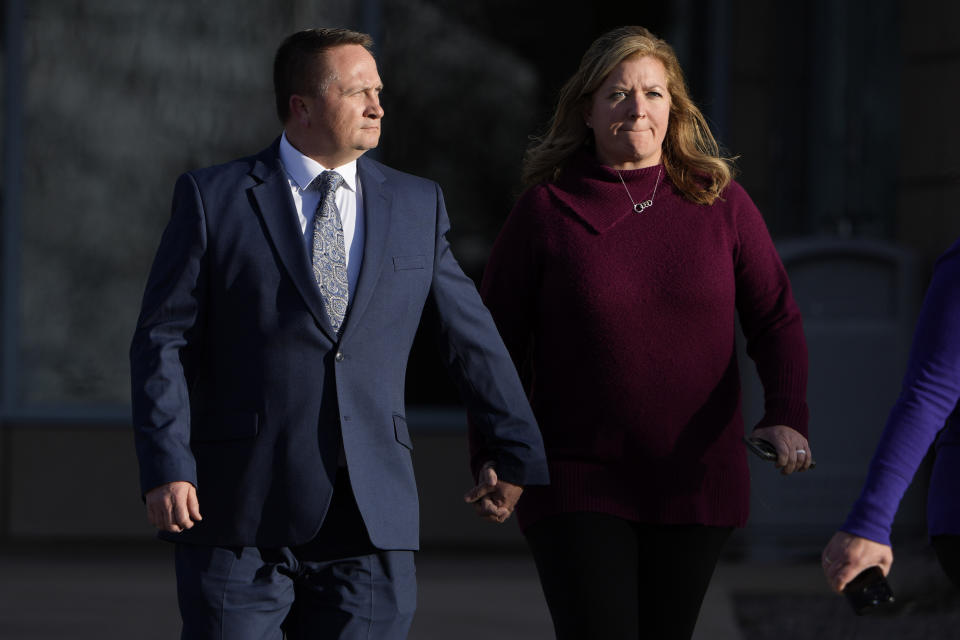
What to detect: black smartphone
<box><xmin>843</xmin><ymin>566</ymin><xmax>895</xmax><ymax>615</ymax></box>
<box><xmin>743</xmin><ymin>436</ymin><xmax>816</xmax><ymax>469</ymax></box>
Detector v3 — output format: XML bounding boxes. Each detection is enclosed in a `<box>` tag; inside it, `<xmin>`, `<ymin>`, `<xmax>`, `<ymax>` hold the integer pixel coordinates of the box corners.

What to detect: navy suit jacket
<box><xmin>130</xmin><ymin>139</ymin><xmax>548</xmax><ymax>549</ymax></box>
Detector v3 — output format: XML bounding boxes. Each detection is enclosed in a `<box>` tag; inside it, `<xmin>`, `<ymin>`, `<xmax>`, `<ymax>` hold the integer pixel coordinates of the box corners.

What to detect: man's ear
<box><xmin>289</xmin><ymin>94</ymin><xmax>311</xmax><ymax>126</ymax></box>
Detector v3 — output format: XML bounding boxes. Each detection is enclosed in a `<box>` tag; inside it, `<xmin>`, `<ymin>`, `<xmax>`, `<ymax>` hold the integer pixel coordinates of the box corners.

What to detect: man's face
<box><xmin>301</xmin><ymin>44</ymin><xmax>384</xmax><ymax>166</ymax></box>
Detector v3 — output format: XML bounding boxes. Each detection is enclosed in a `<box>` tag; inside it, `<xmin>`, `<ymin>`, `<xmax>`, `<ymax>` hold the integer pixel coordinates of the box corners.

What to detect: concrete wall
<box><xmin>896</xmin><ymin>1</ymin><xmax>960</xmax><ymax>262</ymax></box>
<box><xmin>726</xmin><ymin>0</ymin><xmax>960</xmax><ymax>263</ymax></box>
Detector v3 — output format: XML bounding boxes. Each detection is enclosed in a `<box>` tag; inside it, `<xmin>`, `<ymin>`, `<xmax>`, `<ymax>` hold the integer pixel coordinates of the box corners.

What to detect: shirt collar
<box><xmin>279</xmin><ymin>131</ymin><xmax>358</xmax><ymax>193</ymax></box>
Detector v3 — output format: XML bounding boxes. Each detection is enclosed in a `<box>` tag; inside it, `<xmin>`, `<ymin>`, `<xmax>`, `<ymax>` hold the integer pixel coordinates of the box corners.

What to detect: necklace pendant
<box><xmin>618</xmin><ymin>166</ymin><xmax>663</xmax><ymax>215</ymax></box>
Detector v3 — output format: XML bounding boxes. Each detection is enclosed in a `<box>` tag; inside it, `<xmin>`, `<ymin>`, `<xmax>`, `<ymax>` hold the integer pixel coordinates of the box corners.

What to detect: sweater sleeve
<box><xmin>730</xmin><ymin>183</ymin><xmax>810</xmax><ymax>436</ymax></box>
<box><xmin>479</xmin><ymin>188</ymin><xmax>545</xmax><ymax>381</ymax></box>
<box><xmin>470</xmin><ymin>188</ymin><xmax>545</xmax><ymax>473</ymax></box>
<box><xmin>841</xmin><ymin>244</ymin><xmax>960</xmax><ymax>545</ymax></box>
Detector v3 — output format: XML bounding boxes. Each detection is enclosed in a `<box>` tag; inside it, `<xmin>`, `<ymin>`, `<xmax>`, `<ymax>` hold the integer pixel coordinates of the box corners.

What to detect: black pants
<box><xmin>932</xmin><ymin>535</ymin><xmax>960</xmax><ymax>590</ymax></box>
<box><xmin>525</xmin><ymin>512</ymin><xmax>732</xmax><ymax>640</ymax></box>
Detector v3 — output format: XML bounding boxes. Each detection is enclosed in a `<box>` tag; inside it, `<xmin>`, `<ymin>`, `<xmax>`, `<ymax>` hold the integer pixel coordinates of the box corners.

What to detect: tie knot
<box><xmin>311</xmin><ymin>170</ymin><xmax>344</xmax><ymax>195</ymax></box>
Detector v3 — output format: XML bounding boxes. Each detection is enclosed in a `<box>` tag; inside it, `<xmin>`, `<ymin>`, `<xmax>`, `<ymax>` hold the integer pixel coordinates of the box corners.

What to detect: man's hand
<box><xmin>463</xmin><ymin>462</ymin><xmax>523</xmax><ymax>523</ymax></box>
<box><xmin>752</xmin><ymin>424</ymin><xmax>813</xmax><ymax>474</ymax></box>
<box><xmin>822</xmin><ymin>531</ymin><xmax>893</xmax><ymax>593</ymax></box>
<box><xmin>145</xmin><ymin>481</ymin><xmax>202</xmax><ymax>533</ymax></box>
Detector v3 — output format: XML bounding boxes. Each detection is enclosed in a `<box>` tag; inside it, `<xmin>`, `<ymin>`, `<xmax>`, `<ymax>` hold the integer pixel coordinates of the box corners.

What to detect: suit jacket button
<box><xmin>335</xmin><ymin>351</ymin><xmax>345</xmax><ymax>362</ymax></box>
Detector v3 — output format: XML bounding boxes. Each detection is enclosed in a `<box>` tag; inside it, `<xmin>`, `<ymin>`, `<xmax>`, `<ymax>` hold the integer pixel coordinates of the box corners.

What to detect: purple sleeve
<box><xmin>842</xmin><ymin>243</ymin><xmax>960</xmax><ymax>545</ymax></box>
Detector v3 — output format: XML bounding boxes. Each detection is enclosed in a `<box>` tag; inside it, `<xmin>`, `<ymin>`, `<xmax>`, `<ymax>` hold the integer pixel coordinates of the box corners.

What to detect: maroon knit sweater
<box><xmin>479</xmin><ymin>152</ymin><xmax>809</xmax><ymax>530</ymax></box>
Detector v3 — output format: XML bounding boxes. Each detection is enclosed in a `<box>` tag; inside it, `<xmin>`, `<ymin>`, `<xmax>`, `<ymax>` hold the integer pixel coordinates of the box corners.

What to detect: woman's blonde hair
<box><xmin>522</xmin><ymin>26</ymin><xmax>734</xmax><ymax>205</ymax></box>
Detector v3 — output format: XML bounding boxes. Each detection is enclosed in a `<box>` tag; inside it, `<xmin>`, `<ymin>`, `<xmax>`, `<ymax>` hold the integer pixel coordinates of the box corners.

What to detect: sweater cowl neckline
<box><xmin>547</xmin><ymin>150</ymin><xmax>666</xmax><ymax>234</ymax></box>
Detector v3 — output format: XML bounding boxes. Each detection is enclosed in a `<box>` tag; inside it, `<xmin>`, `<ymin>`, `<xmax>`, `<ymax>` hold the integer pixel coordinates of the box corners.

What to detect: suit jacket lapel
<box><xmin>340</xmin><ymin>156</ymin><xmax>392</xmax><ymax>341</ymax></box>
<box><xmin>249</xmin><ymin>139</ymin><xmax>339</xmax><ymax>342</ymax></box>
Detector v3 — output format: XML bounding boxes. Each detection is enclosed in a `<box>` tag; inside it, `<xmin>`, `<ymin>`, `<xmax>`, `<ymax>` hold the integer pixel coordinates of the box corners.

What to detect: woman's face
<box><xmin>585</xmin><ymin>55</ymin><xmax>671</xmax><ymax>170</ymax></box>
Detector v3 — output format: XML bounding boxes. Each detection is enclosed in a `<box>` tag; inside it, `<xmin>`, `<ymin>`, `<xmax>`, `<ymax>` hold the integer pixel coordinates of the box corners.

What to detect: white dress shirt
<box><xmin>278</xmin><ymin>132</ymin><xmax>365</xmax><ymax>301</ymax></box>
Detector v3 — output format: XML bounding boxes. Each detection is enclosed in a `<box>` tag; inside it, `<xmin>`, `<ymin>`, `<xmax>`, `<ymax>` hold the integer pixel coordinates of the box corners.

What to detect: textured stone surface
<box><xmin>19</xmin><ymin>2</ymin><xmax>312</xmax><ymax>404</ymax></box>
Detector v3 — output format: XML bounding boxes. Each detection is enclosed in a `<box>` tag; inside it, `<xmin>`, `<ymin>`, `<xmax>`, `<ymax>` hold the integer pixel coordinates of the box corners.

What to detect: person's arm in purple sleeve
<box><xmin>823</xmin><ymin>243</ymin><xmax>960</xmax><ymax>592</ymax></box>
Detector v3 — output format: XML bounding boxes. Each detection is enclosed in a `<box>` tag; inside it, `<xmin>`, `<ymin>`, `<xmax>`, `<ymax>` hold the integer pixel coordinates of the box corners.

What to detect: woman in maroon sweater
<box><xmin>479</xmin><ymin>26</ymin><xmax>812</xmax><ymax>639</ymax></box>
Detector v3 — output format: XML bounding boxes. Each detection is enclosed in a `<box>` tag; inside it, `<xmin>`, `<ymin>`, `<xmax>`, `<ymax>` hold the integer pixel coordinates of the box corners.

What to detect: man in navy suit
<box><xmin>130</xmin><ymin>28</ymin><xmax>548</xmax><ymax>639</ymax></box>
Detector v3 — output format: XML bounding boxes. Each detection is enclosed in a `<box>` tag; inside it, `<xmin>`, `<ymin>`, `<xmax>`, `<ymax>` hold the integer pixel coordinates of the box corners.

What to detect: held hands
<box><xmin>822</xmin><ymin>531</ymin><xmax>893</xmax><ymax>593</ymax></box>
<box><xmin>145</xmin><ymin>481</ymin><xmax>202</xmax><ymax>533</ymax></box>
<box><xmin>752</xmin><ymin>425</ymin><xmax>814</xmax><ymax>474</ymax></box>
<box><xmin>463</xmin><ymin>461</ymin><xmax>523</xmax><ymax>523</ymax></box>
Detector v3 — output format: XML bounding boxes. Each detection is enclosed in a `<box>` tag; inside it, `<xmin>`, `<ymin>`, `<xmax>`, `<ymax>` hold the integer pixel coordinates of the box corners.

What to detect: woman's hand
<box><xmin>464</xmin><ymin>462</ymin><xmax>523</xmax><ymax>523</ymax></box>
<box><xmin>751</xmin><ymin>425</ymin><xmax>813</xmax><ymax>474</ymax></box>
<box><xmin>822</xmin><ymin>531</ymin><xmax>893</xmax><ymax>593</ymax></box>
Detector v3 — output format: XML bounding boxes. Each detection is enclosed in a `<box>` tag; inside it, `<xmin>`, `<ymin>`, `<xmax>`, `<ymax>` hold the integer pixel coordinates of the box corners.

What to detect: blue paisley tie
<box><xmin>310</xmin><ymin>171</ymin><xmax>348</xmax><ymax>333</ymax></box>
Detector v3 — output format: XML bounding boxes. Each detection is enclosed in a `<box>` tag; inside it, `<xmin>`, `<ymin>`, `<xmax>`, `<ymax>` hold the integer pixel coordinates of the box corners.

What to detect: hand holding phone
<box><xmin>843</xmin><ymin>566</ymin><xmax>895</xmax><ymax>615</ymax></box>
<box><xmin>743</xmin><ymin>436</ymin><xmax>816</xmax><ymax>469</ymax></box>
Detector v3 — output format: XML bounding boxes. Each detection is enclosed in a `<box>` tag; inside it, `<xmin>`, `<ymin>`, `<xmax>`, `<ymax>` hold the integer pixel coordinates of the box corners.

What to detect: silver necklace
<box><xmin>616</xmin><ymin>166</ymin><xmax>663</xmax><ymax>213</ymax></box>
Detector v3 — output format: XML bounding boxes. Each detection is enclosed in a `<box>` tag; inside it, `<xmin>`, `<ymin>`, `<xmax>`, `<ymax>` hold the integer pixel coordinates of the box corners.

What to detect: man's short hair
<box><xmin>273</xmin><ymin>28</ymin><xmax>375</xmax><ymax>123</ymax></box>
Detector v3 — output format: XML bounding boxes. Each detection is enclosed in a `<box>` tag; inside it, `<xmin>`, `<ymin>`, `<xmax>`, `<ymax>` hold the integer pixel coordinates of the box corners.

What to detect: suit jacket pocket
<box><xmin>394</xmin><ymin>414</ymin><xmax>413</xmax><ymax>450</ymax></box>
<box><xmin>393</xmin><ymin>255</ymin><xmax>425</xmax><ymax>271</ymax></box>
<box><xmin>191</xmin><ymin>411</ymin><xmax>260</xmax><ymax>442</ymax></box>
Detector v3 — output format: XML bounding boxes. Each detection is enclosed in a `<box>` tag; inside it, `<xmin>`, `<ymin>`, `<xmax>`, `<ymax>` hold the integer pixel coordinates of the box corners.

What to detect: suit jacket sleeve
<box><xmin>129</xmin><ymin>172</ymin><xmax>207</xmax><ymax>496</ymax></box>
<box><xmin>423</xmin><ymin>184</ymin><xmax>548</xmax><ymax>487</ymax></box>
